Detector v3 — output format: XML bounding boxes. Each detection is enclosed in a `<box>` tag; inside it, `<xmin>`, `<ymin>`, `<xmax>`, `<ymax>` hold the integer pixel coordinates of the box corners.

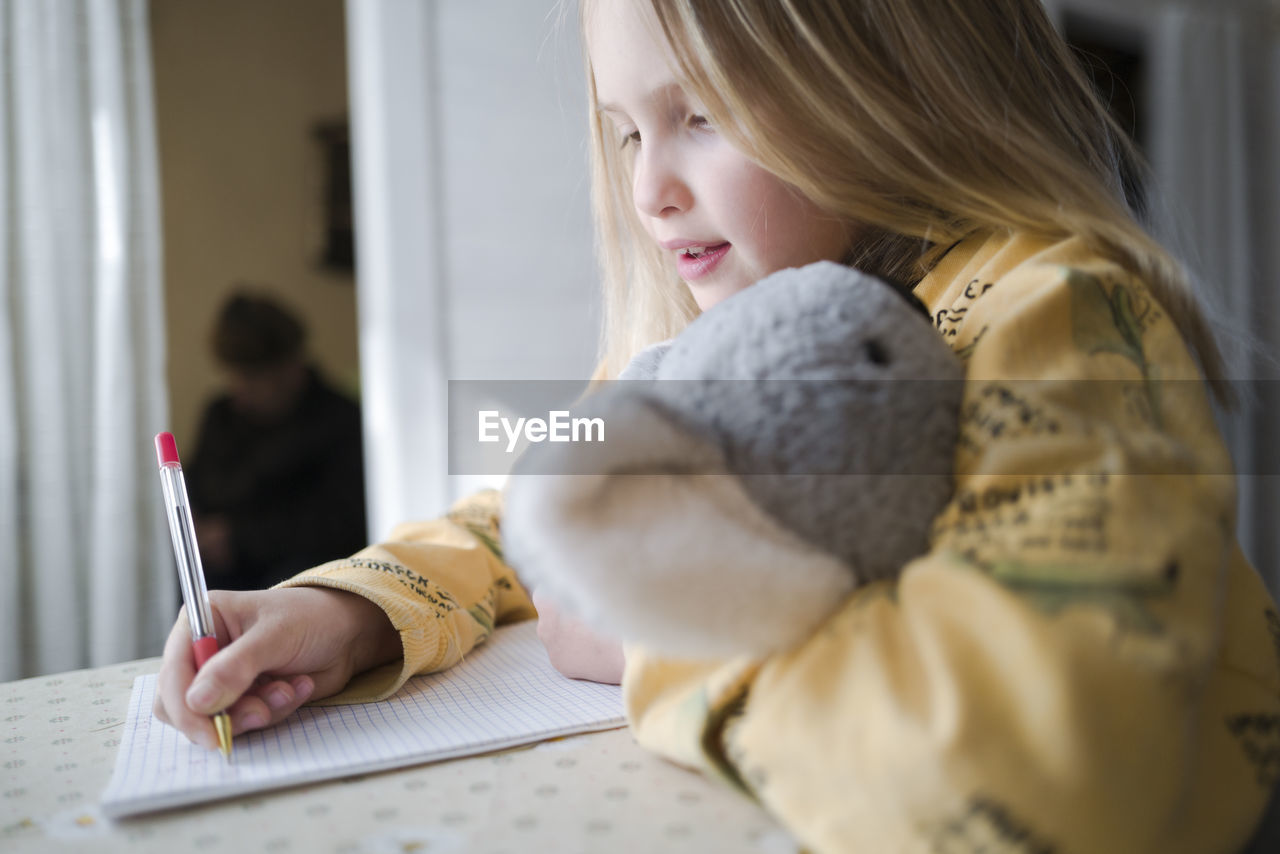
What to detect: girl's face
<box><xmin>589</xmin><ymin>0</ymin><xmax>855</xmax><ymax>310</ymax></box>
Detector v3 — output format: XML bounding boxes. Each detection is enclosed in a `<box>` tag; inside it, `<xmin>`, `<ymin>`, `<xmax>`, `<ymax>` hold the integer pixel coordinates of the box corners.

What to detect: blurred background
<box><xmin>0</xmin><ymin>0</ymin><xmax>1276</xmax><ymax>679</ymax></box>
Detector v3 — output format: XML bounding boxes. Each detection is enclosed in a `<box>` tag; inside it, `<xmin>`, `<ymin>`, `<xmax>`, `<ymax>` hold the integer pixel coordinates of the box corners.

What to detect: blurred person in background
<box><xmin>187</xmin><ymin>290</ymin><xmax>366</xmax><ymax>590</ymax></box>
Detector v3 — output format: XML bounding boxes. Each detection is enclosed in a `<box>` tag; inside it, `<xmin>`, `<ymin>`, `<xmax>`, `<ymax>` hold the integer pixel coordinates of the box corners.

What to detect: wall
<box><xmin>435</xmin><ymin>2</ymin><xmax>599</xmax><ymax>384</ymax></box>
<box><xmin>150</xmin><ymin>0</ymin><xmax>357</xmax><ymax>450</ymax></box>
<box><xmin>344</xmin><ymin>0</ymin><xmax>599</xmax><ymax>535</ymax></box>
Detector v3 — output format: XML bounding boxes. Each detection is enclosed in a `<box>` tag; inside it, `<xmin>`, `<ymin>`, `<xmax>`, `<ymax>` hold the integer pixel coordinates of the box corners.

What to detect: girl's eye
<box><xmin>620</xmin><ymin>129</ymin><xmax>641</xmax><ymax>150</ymax></box>
<box><xmin>688</xmin><ymin>114</ymin><xmax>711</xmax><ymax>131</ymax></box>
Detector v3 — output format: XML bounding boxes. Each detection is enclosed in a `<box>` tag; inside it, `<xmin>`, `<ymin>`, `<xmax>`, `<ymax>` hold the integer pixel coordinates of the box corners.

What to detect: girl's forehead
<box><xmin>587</xmin><ymin>0</ymin><xmax>683</xmax><ymax>109</ymax></box>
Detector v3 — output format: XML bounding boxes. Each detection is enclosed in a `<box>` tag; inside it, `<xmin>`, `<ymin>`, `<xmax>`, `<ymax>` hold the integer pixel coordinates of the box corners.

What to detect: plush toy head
<box><xmin>504</xmin><ymin>262</ymin><xmax>964</xmax><ymax>657</ymax></box>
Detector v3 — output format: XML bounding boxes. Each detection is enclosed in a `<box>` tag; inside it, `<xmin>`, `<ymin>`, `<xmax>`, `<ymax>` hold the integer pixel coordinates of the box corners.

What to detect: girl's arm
<box><xmin>274</xmin><ymin>488</ymin><xmax>537</xmax><ymax>704</ymax></box>
<box><xmin>624</xmin><ymin>241</ymin><xmax>1280</xmax><ymax>853</ymax></box>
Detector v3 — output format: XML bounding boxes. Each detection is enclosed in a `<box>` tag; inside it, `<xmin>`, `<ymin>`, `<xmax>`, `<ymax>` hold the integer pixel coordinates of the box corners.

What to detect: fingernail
<box><xmin>238</xmin><ymin>711</ymin><xmax>265</xmax><ymax>730</ymax></box>
<box><xmin>187</xmin><ymin>681</ymin><xmax>218</xmax><ymax>712</ymax></box>
<box><xmin>197</xmin><ymin>731</ymin><xmax>219</xmax><ymax>751</ymax></box>
<box><xmin>266</xmin><ymin>689</ymin><xmax>290</xmax><ymax>710</ymax></box>
<box><xmin>294</xmin><ymin>676</ymin><xmax>314</xmax><ymax>701</ymax></box>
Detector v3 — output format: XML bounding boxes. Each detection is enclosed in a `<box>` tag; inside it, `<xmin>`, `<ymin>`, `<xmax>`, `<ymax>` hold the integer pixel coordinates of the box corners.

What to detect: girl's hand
<box><xmin>532</xmin><ymin>588</ymin><xmax>625</xmax><ymax>684</ymax></box>
<box><xmin>153</xmin><ymin>587</ymin><xmax>400</xmax><ymax>750</ymax></box>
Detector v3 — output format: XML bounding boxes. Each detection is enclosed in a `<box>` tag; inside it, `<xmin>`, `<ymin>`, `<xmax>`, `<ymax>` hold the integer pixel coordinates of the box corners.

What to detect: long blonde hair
<box><xmin>582</xmin><ymin>0</ymin><xmax>1226</xmax><ymax>398</ymax></box>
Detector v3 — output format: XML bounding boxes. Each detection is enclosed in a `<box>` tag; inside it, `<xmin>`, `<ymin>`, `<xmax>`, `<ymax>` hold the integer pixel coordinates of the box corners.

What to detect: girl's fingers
<box><xmin>183</xmin><ymin>612</ymin><xmax>300</xmax><ymax>716</ymax></box>
<box><xmin>227</xmin><ymin>693</ymin><xmax>272</xmax><ymax>734</ymax></box>
<box><xmin>154</xmin><ymin>610</ymin><xmax>221</xmax><ymax>751</ymax></box>
<box><xmin>228</xmin><ymin>674</ymin><xmax>316</xmax><ymax>734</ymax></box>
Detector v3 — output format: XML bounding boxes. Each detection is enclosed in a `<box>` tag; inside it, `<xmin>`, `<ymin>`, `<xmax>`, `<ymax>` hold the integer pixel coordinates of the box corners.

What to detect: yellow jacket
<box><xmin>282</xmin><ymin>230</ymin><xmax>1280</xmax><ymax>853</ymax></box>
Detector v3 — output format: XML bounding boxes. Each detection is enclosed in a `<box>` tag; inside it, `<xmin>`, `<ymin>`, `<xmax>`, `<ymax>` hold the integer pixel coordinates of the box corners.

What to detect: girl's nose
<box><xmin>632</xmin><ymin>150</ymin><xmax>693</xmax><ymax>218</ymax></box>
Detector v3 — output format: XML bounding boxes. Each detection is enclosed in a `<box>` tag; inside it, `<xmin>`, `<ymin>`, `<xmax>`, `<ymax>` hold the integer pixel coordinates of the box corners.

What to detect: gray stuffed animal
<box><xmin>503</xmin><ymin>261</ymin><xmax>964</xmax><ymax>658</ymax></box>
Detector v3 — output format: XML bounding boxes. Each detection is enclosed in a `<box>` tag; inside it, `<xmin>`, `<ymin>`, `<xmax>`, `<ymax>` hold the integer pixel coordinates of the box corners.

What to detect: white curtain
<box><xmin>1146</xmin><ymin>4</ymin><xmax>1280</xmax><ymax>591</ymax></box>
<box><xmin>1046</xmin><ymin>0</ymin><xmax>1280</xmax><ymax>592</ymax></box>
<box><xmin>0</xmin><ymin>0</ymin><xmax>173</xmax><ymax>680</ymax></box>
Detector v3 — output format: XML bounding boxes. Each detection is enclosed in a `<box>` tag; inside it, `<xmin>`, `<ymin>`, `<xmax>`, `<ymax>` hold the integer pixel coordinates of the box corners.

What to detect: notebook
<box><xmin>100</xmin><ymin>620</ymin><xmax>626</xmax><ymax>818</ymax></box>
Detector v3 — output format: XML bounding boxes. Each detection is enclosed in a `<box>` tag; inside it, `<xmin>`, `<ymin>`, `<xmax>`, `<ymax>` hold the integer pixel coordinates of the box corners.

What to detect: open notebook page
<box><xmin>101</xmin><ymin>620</ymin><xmax>625</xmax><ymax>818</ymax></box>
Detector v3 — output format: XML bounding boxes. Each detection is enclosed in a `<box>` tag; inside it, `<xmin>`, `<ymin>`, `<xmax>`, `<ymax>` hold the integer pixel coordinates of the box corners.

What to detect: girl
<box><xmin>155</xmin><ymin>1</ymin><xmax>1280</xmax><ymax>850</ymax></box>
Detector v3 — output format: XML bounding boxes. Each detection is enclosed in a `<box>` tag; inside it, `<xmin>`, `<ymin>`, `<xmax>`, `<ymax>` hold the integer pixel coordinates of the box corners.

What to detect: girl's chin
<box><xmin>687</xmin><ymin>277</ymin><xmax>752</xmax><ymax>311</ymax></box>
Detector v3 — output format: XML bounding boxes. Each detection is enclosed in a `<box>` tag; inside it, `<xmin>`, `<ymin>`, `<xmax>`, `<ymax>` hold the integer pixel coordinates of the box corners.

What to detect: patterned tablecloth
<box><xmin>1</xmin><ymin>657</ymin><xmax>796</xmax><ymax>854</ymax></box>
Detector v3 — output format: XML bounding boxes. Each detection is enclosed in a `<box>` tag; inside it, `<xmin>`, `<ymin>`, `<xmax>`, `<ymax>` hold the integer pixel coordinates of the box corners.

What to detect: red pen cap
<box><xmin>155</xmin><ymin>432</ymin><xmax>181</xmax><ymax>468</ymax></box>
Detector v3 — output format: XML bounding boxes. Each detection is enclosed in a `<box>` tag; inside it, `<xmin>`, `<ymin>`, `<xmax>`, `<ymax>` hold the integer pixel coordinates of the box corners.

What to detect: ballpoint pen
<box><xmin>154</xmin><ymin>431</ymin><xmax>234</xmax><ymax>760</ymax></box>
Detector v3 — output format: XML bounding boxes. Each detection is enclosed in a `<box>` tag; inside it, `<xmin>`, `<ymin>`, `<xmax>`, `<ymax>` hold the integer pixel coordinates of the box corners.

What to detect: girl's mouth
<box><xmin>675</xmin><ymin>242</ymin><xmax>731</xmax><ymax>280</ymax></box>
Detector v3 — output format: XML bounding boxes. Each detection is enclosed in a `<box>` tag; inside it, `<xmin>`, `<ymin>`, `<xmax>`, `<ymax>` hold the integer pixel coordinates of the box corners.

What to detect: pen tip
<box><xmin>214</xmin><ymin>712</ymin><xmax>233</xmax><ymax>760</ymax></box>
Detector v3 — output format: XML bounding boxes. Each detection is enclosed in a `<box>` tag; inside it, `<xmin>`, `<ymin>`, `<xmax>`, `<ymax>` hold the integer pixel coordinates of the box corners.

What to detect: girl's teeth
<box><xmin>679</xmin><ymin>246</ymin><xmax>706</xmax><ymax>257</ymax></box>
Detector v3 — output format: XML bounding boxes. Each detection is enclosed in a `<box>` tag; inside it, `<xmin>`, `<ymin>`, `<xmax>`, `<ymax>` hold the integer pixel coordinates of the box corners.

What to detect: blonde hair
<box><xmin>582</xmin><ymin>0</ymin><xmax>1226</xmax><ymax>399</ymax></box>
<box><xmin>582</xmin><ymin>3</ymin><xmax>699</xmax><ymax>383</ymax></box>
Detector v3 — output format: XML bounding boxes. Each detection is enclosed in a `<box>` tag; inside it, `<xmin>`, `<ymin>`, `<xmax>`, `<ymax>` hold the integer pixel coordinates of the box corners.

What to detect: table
<box><xmin>2</xmin><ymin>658</ymin><xmax>797</xmax><ymax>854</ymax></box>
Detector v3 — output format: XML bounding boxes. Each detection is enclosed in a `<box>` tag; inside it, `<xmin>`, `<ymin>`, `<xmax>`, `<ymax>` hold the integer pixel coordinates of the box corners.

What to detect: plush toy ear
<box><xmin>503</xmin><ymin>391</ymin><xmax>857</xmax><ymax>658</ymax></box>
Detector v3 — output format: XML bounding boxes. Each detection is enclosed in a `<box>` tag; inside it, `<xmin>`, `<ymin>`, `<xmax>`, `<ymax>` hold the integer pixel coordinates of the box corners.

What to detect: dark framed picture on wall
<box><xmin>313</xmin><ymin>119</ymin><xmax>355</xmax><ymax>275</ymax></box>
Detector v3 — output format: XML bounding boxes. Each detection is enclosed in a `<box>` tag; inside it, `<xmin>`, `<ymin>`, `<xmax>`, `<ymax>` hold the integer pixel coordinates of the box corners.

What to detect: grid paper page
<box><xmin>100</xmin><ymin>621</ymin><xmax>625</xmax><ymax>818</ymax></box>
